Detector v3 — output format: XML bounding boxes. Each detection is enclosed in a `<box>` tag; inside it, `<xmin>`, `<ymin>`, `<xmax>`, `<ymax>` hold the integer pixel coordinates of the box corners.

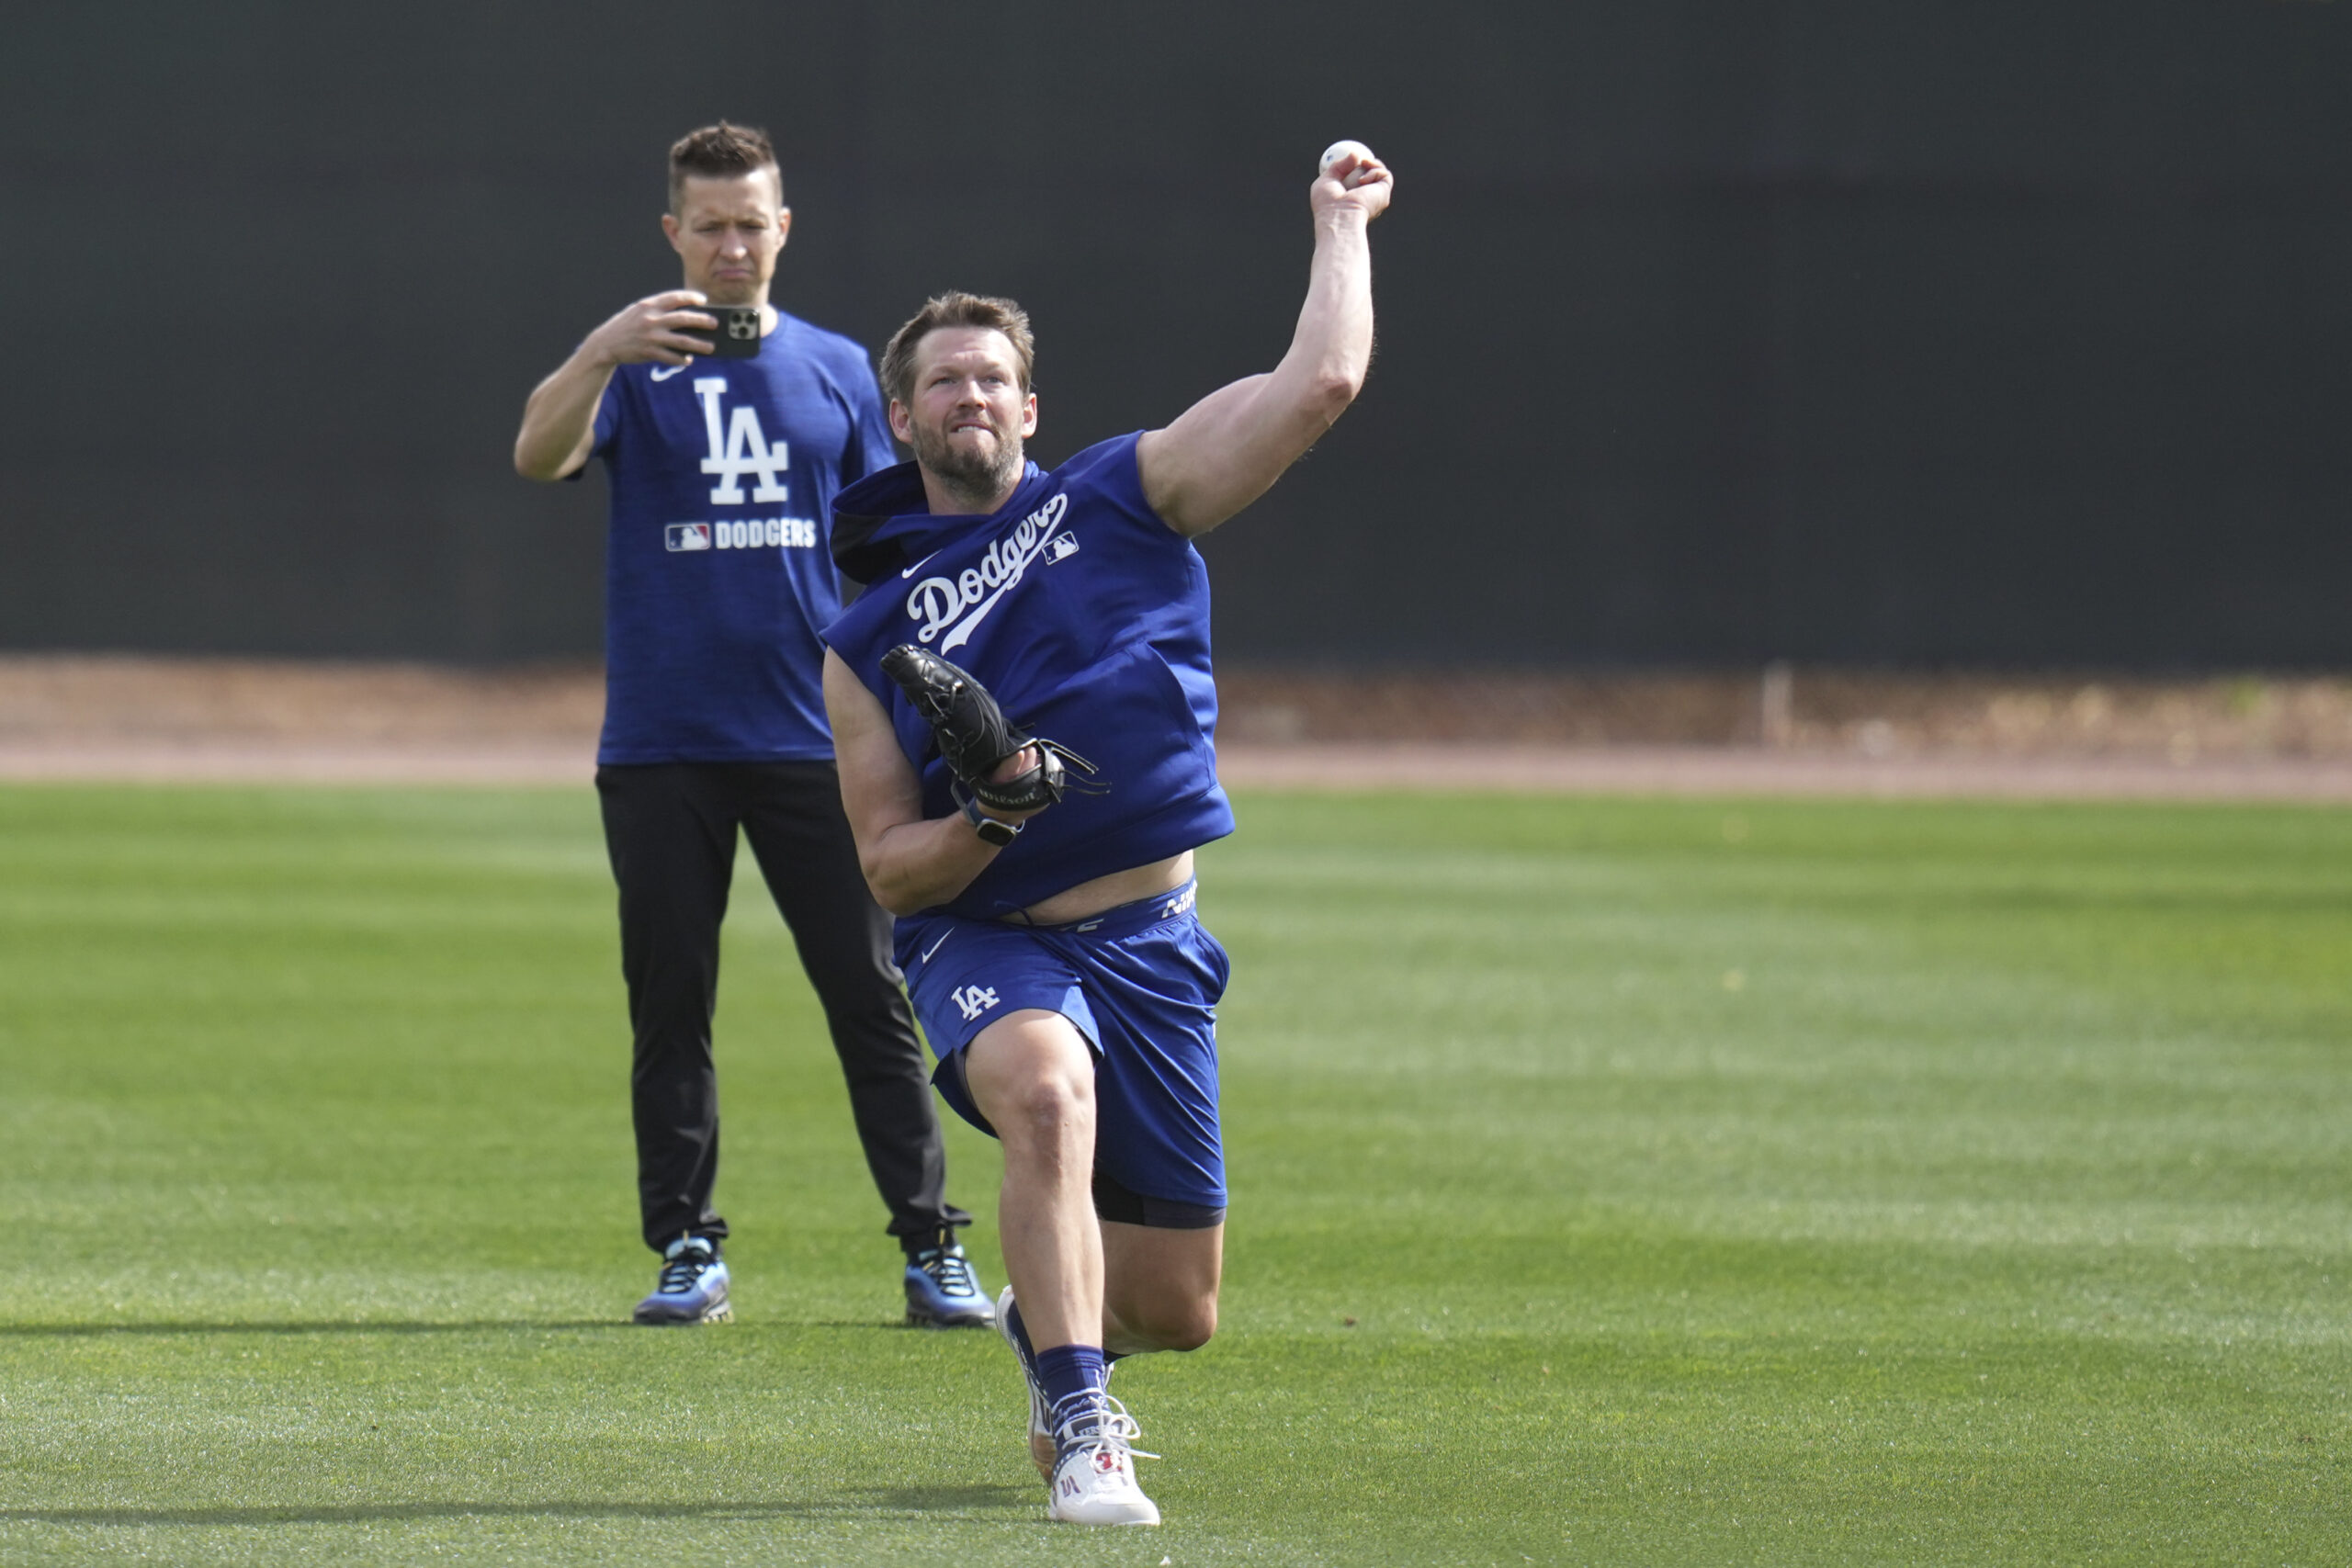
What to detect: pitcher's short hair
<box><xmin>878</xmin><ymin>292</ymin><xmax>1035</xmax><ymax>408</ymax></box>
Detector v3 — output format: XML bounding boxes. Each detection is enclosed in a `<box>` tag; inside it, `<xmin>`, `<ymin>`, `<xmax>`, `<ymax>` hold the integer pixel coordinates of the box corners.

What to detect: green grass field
<box><xmin>0</xmin><ymin>784</ymin><xmax>2346</xmax><ymax>1565</ymax></box>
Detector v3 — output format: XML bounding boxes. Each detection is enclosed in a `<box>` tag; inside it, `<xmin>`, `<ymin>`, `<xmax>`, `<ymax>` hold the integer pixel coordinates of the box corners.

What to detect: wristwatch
<box><xmin>959</xmin><ymin>790</ymin><xmax>1022</xmax><ymax>848</ymax></box>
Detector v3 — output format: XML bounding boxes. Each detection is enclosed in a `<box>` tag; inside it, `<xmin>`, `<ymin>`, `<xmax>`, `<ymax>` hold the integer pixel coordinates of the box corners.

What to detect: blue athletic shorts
<box><xmin>896</xmin><ymin>881</ymin><xmax>1231</xmax><ymax>1214</ymax></box>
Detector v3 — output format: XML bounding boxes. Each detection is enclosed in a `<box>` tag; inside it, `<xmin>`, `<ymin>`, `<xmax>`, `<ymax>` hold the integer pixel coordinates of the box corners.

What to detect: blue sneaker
<box><xmin>633</xmin><ymin>1235</ymin><xmax>730</xmax><ymax>1325</ymax></box>
<box><xmin>905</xmin><ymin>1237</ymin><xmax>995</xmax><ymax>1329</ymax></box>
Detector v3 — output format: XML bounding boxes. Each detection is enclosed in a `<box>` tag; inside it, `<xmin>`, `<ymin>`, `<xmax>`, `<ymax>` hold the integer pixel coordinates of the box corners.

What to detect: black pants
<box><xmin>595</xmin><ymin>761</ymin><xmax>969</xmax><ymax>1255</ymax></box>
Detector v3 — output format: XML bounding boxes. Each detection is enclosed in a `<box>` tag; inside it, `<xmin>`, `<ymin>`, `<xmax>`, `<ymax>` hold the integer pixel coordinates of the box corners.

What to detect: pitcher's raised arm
<box><xmin>1136</xmin><ymin>143</ymin><xmax>1393</xmax><ymax>537</ymax></box>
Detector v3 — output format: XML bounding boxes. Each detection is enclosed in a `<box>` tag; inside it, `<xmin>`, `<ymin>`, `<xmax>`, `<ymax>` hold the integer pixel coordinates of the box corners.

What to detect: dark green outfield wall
<box><xmin>3</xmin><ymin>2</ymin><xmax>2348</xmax><ymax>668</ymax></box>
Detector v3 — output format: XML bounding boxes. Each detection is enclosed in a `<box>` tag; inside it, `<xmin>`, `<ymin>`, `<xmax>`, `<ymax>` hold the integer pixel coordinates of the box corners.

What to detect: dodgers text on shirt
<box><xmin>903</xmin><ymin>491</ymin><xmax>1079</xmax><ymax>650</ymax></box>
<box><xmin>664</xmin><ymin>517</ymin><xmax>820</xmax><ymax>553</ymax></box>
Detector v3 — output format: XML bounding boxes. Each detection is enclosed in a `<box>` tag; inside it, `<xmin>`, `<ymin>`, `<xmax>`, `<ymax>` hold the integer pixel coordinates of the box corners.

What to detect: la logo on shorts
<box><xmin>952</xmin><ymin>984</ymin><xmax>1000</xmax><ymax>1022</ymax></box>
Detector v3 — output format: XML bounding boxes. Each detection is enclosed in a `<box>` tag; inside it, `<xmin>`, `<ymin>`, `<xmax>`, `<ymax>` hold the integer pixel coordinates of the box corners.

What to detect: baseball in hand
<box><xmin>1318</xmin><ymin>139</ymin><xmax>1377</xmax><ymax>186</ymax></box>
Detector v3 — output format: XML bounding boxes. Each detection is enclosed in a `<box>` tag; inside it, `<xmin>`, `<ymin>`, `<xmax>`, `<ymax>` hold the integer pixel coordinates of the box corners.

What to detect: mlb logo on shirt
<box><xmin>665</xmin><ymin>523</ymin><xmax>712</xmax><ymax>552</ymax></box>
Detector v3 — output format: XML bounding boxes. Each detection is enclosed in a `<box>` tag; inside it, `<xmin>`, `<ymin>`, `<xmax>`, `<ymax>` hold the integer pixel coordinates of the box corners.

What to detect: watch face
<box><xmin>959</xmin><ymin>789</ymin><xmax>1020</xmax><ymax>845</ymax></box>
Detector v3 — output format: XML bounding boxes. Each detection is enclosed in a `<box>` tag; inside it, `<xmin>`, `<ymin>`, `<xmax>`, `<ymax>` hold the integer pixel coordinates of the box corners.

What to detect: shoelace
<box><xmin>657</xmin><ymin>1247</ymin><xmax>717</xmax><ymax>1295</ymax></box>
<box><xmin>1049</xmin><ymin>1392</ymin><xmax>1159</xmax><ymax>1462</ymax></box>
<box><xmin>917</xmin><ymin>1247</ymin><xmax>981</xmax><ymax>1299</ymax></box>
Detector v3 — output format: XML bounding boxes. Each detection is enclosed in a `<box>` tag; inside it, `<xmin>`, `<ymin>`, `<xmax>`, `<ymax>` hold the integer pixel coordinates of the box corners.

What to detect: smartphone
<box><xmin>684</xmin><ymin>303</ymin><xmax>763</xmax><ymax>359</ymax></box>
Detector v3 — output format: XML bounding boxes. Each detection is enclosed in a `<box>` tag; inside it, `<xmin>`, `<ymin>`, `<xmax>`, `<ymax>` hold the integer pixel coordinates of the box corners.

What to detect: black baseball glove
<box><xmin>879</xmin><ymin>644</ymin><xmax>1096</xmax><ymax>814</ymax></box>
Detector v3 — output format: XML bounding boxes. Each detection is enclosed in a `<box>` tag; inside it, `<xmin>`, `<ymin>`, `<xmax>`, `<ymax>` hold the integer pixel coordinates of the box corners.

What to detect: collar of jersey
<box><xmin>831</xmin><ymin>457</ymin><xmax>1051</xmax><ymax>585</ymax></box>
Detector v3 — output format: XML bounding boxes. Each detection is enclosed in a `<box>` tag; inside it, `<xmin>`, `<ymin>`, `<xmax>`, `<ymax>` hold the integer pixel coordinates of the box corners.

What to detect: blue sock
<box><xmin>1034</xmin><ymin>1343</ymin><xmax>1108</xmax><ymax>1414</ymax></box>
<box><xmin>1004</xmin><ymin>1297</ymin><xmax>1036</xmax><ymax>1362</ymax></box>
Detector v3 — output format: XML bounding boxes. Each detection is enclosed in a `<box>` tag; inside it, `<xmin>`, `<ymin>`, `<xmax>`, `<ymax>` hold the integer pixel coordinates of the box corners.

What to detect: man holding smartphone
<box><xmin>514</xmin><ymin>122</ymin><xmax>988</xmax><ymax>1330</ymax></box>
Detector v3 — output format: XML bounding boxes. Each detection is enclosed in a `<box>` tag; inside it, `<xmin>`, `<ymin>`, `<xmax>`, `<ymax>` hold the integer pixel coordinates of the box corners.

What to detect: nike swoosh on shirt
<box><xmin>919</xmin><ymin>931</ymin><xmax>953</xmax><ymax>963</ymax></box>
<box><xmin>901</xmin><ymin>550</ymin><xmax>940</xmax><ymax>580</ymax></box>
<box><xmin>650</xmin><ymin>364</ymin><xmax>687</xmax><ymax>382</ymax></box>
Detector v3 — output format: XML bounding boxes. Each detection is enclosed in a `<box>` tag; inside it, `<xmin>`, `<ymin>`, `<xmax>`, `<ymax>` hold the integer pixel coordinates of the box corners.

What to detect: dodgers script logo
<box><xmin>904</xmin><ymin>492</ymin><xmax>1074</xmax><ymax>652</ymax></box>
<box><xmin>691</xmin><ymin>378</ymin><xmax>789</xmax><ymax>506</ymax></box>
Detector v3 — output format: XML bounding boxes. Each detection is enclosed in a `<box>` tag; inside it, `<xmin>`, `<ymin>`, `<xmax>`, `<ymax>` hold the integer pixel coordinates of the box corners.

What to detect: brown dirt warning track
<box><xmin>2</xmin><ymin>655</ymin><xmax>2347</xmax><ymax>802</ymax></box>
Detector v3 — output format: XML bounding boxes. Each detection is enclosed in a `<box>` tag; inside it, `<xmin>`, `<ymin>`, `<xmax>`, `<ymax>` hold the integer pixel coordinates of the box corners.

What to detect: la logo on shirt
<box><xmin>692</xmin><ymin>378</ymin><xmax>789</xmax><ymax>506</ymax></box>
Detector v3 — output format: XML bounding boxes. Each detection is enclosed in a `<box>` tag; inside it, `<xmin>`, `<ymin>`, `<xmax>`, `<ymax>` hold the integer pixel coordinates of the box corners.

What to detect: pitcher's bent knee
<box><xmin>1002</xmin><ymin>1073</ymin><xmax>1092</xmax><ymax>1140</ymax></box>
<box><xmin>1131</xmin><ymin>1296</ymin><xmax>1216</xmax><ymax>1353</ymax></box>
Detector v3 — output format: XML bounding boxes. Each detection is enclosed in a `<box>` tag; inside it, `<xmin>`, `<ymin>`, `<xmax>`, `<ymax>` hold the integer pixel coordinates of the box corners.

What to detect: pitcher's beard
<box><xmin>913</xmin><ymin>422</ymin><xmax>1023</xmax><ymax>513</ymax></box>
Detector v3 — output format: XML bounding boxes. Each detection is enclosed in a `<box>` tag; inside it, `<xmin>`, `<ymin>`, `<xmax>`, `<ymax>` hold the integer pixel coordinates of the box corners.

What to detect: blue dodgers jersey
<box><xmin>590</xmin><ymin>310</ymin><xmax>896</xmax><ymax>764</ymax></box>
<box><xmin>822</xmin><ymin>434</ymin><xmax>1236</xmax><ymax>919</ymax></box>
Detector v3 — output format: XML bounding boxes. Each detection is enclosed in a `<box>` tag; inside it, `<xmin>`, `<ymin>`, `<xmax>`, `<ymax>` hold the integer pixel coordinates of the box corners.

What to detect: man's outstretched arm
<box><xmin>1136</xmin><ymin>145</ymin><xmax>1393</xmax><ymax>537</ymax></box>
<box><xmin>513</xmin><ymin>290</ymin><xmax>719</xmax><ymax>481</ymax></box>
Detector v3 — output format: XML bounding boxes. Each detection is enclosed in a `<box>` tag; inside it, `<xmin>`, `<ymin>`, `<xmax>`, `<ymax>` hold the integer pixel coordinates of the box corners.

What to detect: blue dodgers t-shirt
<box><xmin>588</xmin><ymin>310</ymin><xmax>895</xmax><ymax>764</ymax></box>
<box><xmin>823</xmin><ymin>434</ymin><xmax>1236</xmax><ymax>919</ymax></box>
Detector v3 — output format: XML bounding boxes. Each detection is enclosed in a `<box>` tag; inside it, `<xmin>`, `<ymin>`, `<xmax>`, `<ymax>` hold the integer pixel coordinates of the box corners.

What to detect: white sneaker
<box><xmin>1046</xmin><ymin>1393</ymin><xmax>1160</xmax><ymax>1527</ymax></box>
<box><xmin>995</xmin><ymin>1286</ymin><xmax>1057</xmax><ymax>1479</ymax></box>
